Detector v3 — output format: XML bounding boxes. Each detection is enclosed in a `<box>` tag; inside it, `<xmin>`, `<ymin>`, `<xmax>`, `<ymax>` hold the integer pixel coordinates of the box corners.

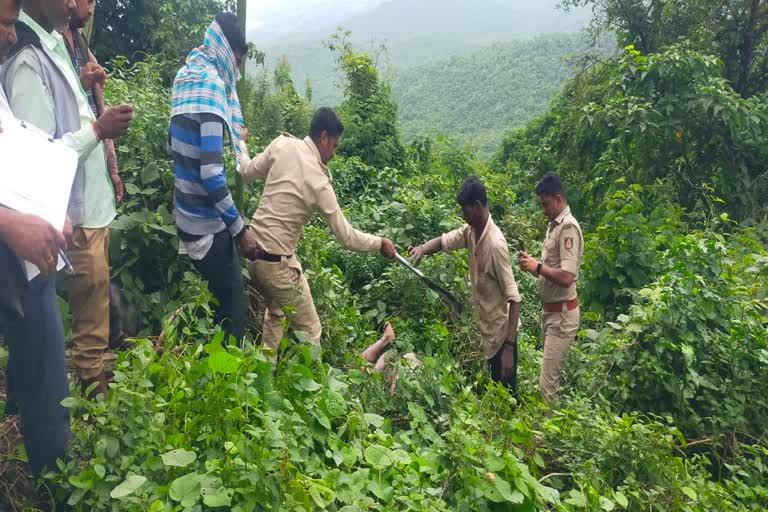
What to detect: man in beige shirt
<box><xmin>519</xmin><ymin>172</ymin><xmax>584</xmax><ymax>403</ymax></box>
<box><xmin>239</xmin><ymin>107</ymin><xmax>396</xmax><ymax>359</ymax></box>
<box><xmin>410</xmin><ymin>176</ymin><xmax>522</xmax><ymax>391</ymax></box>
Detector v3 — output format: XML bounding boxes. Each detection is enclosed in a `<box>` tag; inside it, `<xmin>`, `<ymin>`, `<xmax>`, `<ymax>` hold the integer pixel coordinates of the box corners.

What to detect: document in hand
<box><xmin>0</xmin><ymin>112</ymin><xmax>78</xmax><ymax>280</ymax></box>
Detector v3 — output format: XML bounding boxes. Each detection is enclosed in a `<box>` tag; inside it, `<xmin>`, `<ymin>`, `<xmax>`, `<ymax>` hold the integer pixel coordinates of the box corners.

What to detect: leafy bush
<box><xmin>581</xmin><ymin>181</ymin><xmax>685</xmax><ymax>317</ymax></box>
<box><xmin>572</xmin><ymin>230</ymin><xmax>768</xmax><ymax>441</ymax></box>
<box><xmin>53</xmin><ymin>336</ymin><xmax>559</xmax><ymax>511</ymax></box>
<box><xmin>328</xmin><ymin>33</ymin><xmax>405</xmax><ymax>170</ymax></box>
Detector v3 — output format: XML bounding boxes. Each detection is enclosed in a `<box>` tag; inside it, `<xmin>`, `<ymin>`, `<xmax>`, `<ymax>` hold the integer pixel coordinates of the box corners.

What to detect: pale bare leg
<box><xmin>361</xmin><ymin>322</ymin><xmax>396</xmax><ymax>364</ymax></box>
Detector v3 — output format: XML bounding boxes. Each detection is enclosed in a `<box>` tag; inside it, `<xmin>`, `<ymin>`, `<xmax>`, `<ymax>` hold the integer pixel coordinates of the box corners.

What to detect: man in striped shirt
<box><xmin>170</xmin><ymin>14</ymin><xmax>258</xmax><ymax>345</ymax></box>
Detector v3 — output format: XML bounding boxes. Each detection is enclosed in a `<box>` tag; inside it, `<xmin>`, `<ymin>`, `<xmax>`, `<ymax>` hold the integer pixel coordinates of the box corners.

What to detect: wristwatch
<box><xmin>536</xmin><ymin>262</ymin><xmax>542</xmax><ymax>276</ymax></box>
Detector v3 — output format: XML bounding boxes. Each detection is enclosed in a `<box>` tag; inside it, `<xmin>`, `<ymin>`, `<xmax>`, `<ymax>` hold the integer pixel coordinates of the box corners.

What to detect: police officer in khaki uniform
<box><xmin>238</xmin><ymin>108</ymin><xmax>396</xmax><ymax>360</ymax></box>
<box><xmin>411</xmin><ymin>176</ymin><xmax>522</xmax><ymax>391</ymax></box>
<box><xmin>519</xmin><ymin>172</ymin><xmax>583</xmax><ymax>403</ymax></box>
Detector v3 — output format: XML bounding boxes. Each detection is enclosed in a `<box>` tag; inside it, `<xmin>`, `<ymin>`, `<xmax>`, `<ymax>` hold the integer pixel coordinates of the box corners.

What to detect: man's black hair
<box><xmin>535</xmin><ymin>172</ymin><xmax>565</xmax><ymax>197</ymax></box>
<box><xmin>456</xmin><ymin>176</ymin><xmax>488</xmax><ymax>207</ymax></box>
<box><xmin>216</xmin><ymin>12</ymin><xmax>247</xmax><ymax>57</ymax></box>
<box><xmin>309</xmin><ymin>107</ymin><xmax>344</xmax><ymax>139</ymax></box>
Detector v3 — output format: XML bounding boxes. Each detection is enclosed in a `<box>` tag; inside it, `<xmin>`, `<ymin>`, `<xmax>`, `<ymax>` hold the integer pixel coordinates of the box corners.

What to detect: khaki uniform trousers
<box><xmin>248</xmin><ymin>256</ymin><xmax>321</xmax><ymax>361</ymax></box>
<box><xmin>540</xmin><ymin>306</ymin><xmax>579</xmax><ymax>403</ymax></box>
<box><xmin>64</xmin><ymin>227</ymin><xmax>111</xmax><ymax>380</ymax></box>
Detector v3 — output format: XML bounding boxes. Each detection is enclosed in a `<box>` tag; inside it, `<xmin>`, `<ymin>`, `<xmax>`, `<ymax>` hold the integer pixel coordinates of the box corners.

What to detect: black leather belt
<box><xmin>255</xmin><ymin>252</ymin><xmax>292</xmax><ymax>263</ymax></box>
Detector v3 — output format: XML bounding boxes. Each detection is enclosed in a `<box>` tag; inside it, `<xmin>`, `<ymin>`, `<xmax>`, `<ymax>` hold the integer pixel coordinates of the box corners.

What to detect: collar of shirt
<box><xmin>19</xmin><ymin>11</ymin><xmax>90</xmax><ymax>105</ymax></box>
<box><xmin>552</xmin><ymin>205</ymin><xmax>571</xmax><ymax>226</ymax></box>
<box><xmin>19</xmin><ymin>11</ymin><xmax>58</xmax><ymax>52</ymax></box>
<box><xmin>303</xmin><ymin>136</ymin><xmax>333</xmax><ymax>182</ymax></box>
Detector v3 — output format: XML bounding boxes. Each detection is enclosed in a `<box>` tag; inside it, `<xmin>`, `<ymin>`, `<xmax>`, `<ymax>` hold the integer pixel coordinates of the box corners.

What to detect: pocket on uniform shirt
<box><xmin>543</xmin><ymin>237</ymin><xmax>558</xmax><ymax>264</ymax></box>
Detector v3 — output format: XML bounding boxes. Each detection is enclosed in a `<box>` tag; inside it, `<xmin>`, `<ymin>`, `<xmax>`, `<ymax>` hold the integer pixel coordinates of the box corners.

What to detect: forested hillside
<box><xmin>394</xmin><ymin>34</ymin><xmax>602</xmax><ymax>153</ymax></box>
<box><xmin>2</xmin><ymin>0</ymin><xmax>768</xmax><ymax>510</ymax></box>
<box><xmin>253</xmin><ymin>0</ymin><xmax>590</xmax><ymax>106</ymax></box>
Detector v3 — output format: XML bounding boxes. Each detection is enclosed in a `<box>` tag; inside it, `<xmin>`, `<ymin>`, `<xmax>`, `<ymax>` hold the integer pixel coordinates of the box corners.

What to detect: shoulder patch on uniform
<box><xmin>565</xmin><ymin>237</ymin><xmax>574</xmax><ymax>250</ymax></box>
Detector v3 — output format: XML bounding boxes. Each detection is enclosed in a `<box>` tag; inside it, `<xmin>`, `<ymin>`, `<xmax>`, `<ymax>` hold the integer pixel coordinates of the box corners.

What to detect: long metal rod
<box><xmin>395</xmin><ymin>253</ymin><xmax>462</xmax><ymax>315</ymax></box>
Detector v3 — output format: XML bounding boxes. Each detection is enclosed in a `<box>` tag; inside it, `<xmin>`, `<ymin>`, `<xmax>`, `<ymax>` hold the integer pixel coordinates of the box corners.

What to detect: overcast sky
<box><xmin>247</xmin><ymin>0</ymin><xmax>369</xmax><ymax>29</ymax></box>
<box><xmin>246</xmin><ymin>0</ymin><xmax>382</xmax><ymax>39</ymax></box>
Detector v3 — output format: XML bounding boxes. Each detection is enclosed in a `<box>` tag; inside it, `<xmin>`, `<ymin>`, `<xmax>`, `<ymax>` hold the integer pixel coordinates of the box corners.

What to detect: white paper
<box><xmin>0</xmin><ymin>111</ymin><xmax>78</xmax><ymax>280</ymax></box>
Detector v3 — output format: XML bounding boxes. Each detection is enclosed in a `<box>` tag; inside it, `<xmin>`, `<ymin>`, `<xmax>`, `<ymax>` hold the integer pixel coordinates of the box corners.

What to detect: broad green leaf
<box><xmin>314</xmin><ymin>410</ymin><xmax>331</xmax><ymax>429</ymax></box>
<box><xmin>161</xmin><ymin>448</ymin><xmax>197</xmax><ymax>467</ymax></box>
<box><xmin>325</xmin><ymin>390</ymin><xmax>347</xmax><ymax>417</ymax></box>
<box><xmin>208</xmin><ymin>351</ymin><xmax>241</xmax><ymax>374</ymax></box>
<box><xmin>125</xmin><ymin>183</ymin><xmax>141</xmax><ymax>195</ymax></box>
<box><xmin>565</xmin><ymin>489</ymin><xmax>587</xmax><ymax>507</ymax></box>
<box><xmin>681</xmin><ymin>486</ymin><xmax>698</xmax><ymax>501</ymax></box>
<box><xmin>364</xmin><ymin>413</ymin><xmax>385</xmax><ymax>428</ymax></box>
<box><xmin>168</xmin><ymin>472</ymin><xmax>201</xmax><ymax>504</ymax></box>
<box><xmin>300</xmin><ymin>378</ymin><xmax>322</xmax><ymax>392</ymax></box>
<box><xmin>148</xmin><ymin>500</ymin><xmax>165</xmax><ymax>512</ymax></box>
<box><xmin>110</xmin><ymin>474</ymin><xmax>147</xmax><ymax>499</ymax></box>
<box><xmin>614</xmin><ymin>491</ymin><xmax>629</xmax><ymax>508</ymax></box>
<box><xmin>364</xmin><ymin>444</ymin><xmax>392</xmax><ymax>469</ymax></box>
<box><xmin>484</xmin><ymin>453</ymin><xmax>505</xmax><ymax>472</ymax></box>
<box><xmin>407</xmin><ymin>402</ymin><xmax>428</xmax><ymax>423</ymax></box>
<box><xmin>202</xmin><ymin>491</ymin><xmax>232</xmax><ymax>508</ymax></box>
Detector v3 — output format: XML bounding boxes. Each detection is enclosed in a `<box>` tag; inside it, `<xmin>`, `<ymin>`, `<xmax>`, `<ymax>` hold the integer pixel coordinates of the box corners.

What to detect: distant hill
<box><xmin>248</xmin><ymin>0</ymin><xmax>591</xmax><ymax>107</ymax></box>
<box><xmin>393</xmin><ymin>34</ymin><xmax>599</xmax><ymax>154</ymax></box>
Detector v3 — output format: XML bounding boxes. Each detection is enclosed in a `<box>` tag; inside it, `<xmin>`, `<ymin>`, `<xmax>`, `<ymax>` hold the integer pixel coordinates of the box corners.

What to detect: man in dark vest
<box><xmin>0</xmin><ymin>0</ymin><xmax>129</xmax><ymax>475</ymax></box>
<box><xmin>1</xmin><ymin>0</ymin><xmax>133</xmax><ymax>399</ymax></box>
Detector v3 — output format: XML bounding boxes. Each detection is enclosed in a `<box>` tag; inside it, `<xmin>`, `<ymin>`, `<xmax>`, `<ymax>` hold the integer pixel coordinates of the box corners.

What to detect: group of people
<box><xmin>1</xmin><ymin>0</ymin><xmax>132</xmax><ymax>476</ymax></box>
<box><xmin>169</xmin><ymin>14</ymin><xmax>585</xmax><ymax>404</ymax></box>
<box><xmin>0</xmin><ymin>1</ymin><xmax>584</xmax><ymax>483</ymax></box>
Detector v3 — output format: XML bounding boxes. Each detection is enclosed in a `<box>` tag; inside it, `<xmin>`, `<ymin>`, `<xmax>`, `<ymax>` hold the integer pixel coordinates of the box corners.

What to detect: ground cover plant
<box><xmin>1</xmin><ymin>0</ymin><xmax>768</xmax><ymax>510</ymax></box>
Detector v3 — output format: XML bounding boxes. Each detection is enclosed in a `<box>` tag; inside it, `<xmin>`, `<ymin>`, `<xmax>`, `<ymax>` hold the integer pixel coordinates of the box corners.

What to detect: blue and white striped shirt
<box><xmin>170</xmin><ymin>113</ymin><xmax>244</xmax><ymax>256</ymax></box>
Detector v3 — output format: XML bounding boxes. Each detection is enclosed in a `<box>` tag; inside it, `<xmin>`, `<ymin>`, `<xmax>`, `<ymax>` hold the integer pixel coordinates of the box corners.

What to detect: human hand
<box><xmin>518</xmin><ymin>251</ymin><xmax>539</xmax><ymax>275</ymax></box>
<box><xmin>110</xmin><ymin>173</ymin><xmax>124</xmax><ymax>203</ymax></box>
<box><xmin>241</xmin><ymin>127</ymin><xmax>248</xmax><ymax>142</ymax></box>
<box><xmin>94</xmin><ymin>105</ymin><xmax>133</xmax><ymax>140</ymax></box>
<box><xmin>408</xmin><ymin>244</ymin><xmax>427</xmax><ymax>266</ymax></box>
<box><xmin>80</xmin><ymin>62</ymin><xmax>107</xmax><ymax>90</ymax></box>
<box><xmin>6</xmin><ymin>212</ymin><xmax>66</xmax><ymax>276</ymax></box>
<box><xmin>238</xmin><ymin>228</ymin><xmax>263</xmax><ymax>261</ymax></box>
<box><xmin>380</xmin><ymin>238</ymin><xmax>396</xmax><ymax>259</ymax></box>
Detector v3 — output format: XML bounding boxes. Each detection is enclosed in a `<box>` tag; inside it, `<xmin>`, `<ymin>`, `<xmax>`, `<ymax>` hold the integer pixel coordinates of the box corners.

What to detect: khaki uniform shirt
<box><xmin>441</xmin><ymin>215</ymin><xmax>522</xmax><ymax>359</ymax></box>
<box><xmin>240</xmin><ymin>134</ymin><xmax>382</xmax><ymax>255</ymax></box>
<box><xmin>539</xmin><ymin>206</ymin><xmax>584</xmax><ymax>303</ymax></box>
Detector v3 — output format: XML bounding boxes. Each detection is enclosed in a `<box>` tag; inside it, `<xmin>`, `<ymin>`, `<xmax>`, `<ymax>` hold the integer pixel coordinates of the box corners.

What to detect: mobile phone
<box><xmin>518</xmin><ymin>240</ymin><xmax>525</xmax><ymax>252</ymax></box>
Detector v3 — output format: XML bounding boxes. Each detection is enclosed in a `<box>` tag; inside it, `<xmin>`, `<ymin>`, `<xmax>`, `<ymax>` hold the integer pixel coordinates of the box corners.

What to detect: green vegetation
<box><xmin>394</xmin><ymin>34</ymin><xmax>605</xmax><ymax>154</ymax></box>
<box><xmin>2</xmin><ymin>0</ymin><xmax>768</xmax><ymax>510</ymax></box>
<box><xmin>253</xmin><ymin>0</ymin><xmax>590</xmax><ymax>106</ymax></box>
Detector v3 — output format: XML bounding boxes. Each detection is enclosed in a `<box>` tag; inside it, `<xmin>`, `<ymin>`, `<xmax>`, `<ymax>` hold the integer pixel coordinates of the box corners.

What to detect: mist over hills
<box><xmin>395</xmin><ymin>34</ymin><xmax>598</xmax><ymax>154</ymax></box>
<box><xmin>247</xmin><ymin>0</ymin><xmax>594</xmax><ymax>148</ymax></box>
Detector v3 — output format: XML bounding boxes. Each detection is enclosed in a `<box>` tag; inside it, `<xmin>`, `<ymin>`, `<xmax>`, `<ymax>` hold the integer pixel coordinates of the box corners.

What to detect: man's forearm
<box><xmin>105</xmin><ymin>139</ymin><xmax>118</xmax><ymax>174</ymax></box>
<box><xmin>421</xmin><ymin>236</ymin><xmax>443</xmax><ymax>256</ymax></box>
<box><xmin>507</xmin><ymin>300</ymin><xmax>521</xmax><ymax>341</ymax></box>
<box><xmin>540</xmin><ymin>264</ymin><xmax>575</xmax><ymax>288</ymax></box>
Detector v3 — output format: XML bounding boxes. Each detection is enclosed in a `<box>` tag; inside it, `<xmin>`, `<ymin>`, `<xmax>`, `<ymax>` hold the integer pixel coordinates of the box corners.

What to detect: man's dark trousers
<box><xmin>192</xmin><ymin>230</ymin><xmax>246</xmax><ymax>344</ymax></box>
<box><xmin>5</xmin><ymin>275</ymin><xmax>71</xmax><ymax>475</ymax></box>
